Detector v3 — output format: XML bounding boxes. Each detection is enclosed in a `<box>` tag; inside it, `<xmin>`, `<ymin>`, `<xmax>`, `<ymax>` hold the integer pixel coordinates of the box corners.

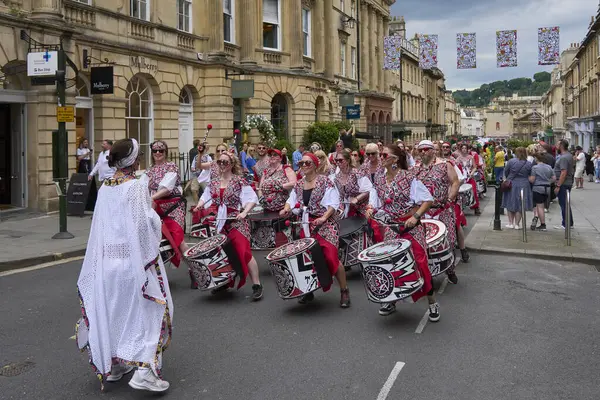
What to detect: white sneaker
<box><xmin>428</xmin><ymin>302</ymin><xmax>440</xmax><ymax>322</ymax></box>
<box><xmin>379</xmin><ymin>302</ymin><xmax>396</xmax><ymax>316</ymax></box>
<box><xmin>514</xmin><ymin>224</ymin><xmax>521</xmax><ymax>230</ymax></box>
<box><xmin>128</xmin><ymin>369</ymin><xmax>170</xmax><ymax>392</ymax></box>
<box><xmin>553</xmin><ymin>225</ymin><xmax>565</xmax><ymax>230</ymax></box>
<box><xmin>107</xmin><ymin>364</ymin><xmax>134</xmax><ymax>382</ymax></box>
<box><xmin>505</xmin><ymin>224</ymin><xmax>514</xmax><ymax>229</ymax></box>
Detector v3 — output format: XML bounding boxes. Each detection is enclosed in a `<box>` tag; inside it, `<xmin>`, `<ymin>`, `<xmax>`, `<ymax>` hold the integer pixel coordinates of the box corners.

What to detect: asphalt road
<box><xmin>2</xmin><ymin>192</ymin><xmax>600</xmax><ymax>400</ymax></box>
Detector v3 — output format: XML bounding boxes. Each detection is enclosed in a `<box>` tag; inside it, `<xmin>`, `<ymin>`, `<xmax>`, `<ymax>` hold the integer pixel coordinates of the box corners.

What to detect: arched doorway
<box><xmin>178</xmin><ymin>86</ymin><xmax>193</xmax><ymax>153</ymax></box>
<box><xmin>315</xmin><ymin>96</ymin><xmax>325</xmax><ymax>122</ymax></box>
<box><xmin>379</xmin><ymin>111</ymin><xmax>385</xmax><ymax>142</ymax></box>
<box><xmin>76</xmin><ymin>74</ymin><xmax>94</xmax><ymax>160</ymax></box>
<box><xmin>328</xmin><ymin>102</ymin><xmax>334</xmax><ymax>121</ymax></box>
<box><xmin>371</xmin><ymin>112</ymin><xmax>377</xmax><ymax>136</ymax></box>
<box><xmin>271</xmin><ymin>93</ymin><xmax>288</xmax><ymax>139</ymax></box>
<box><xmin>126</xmin><ymin>75</ymin><xmax>153</xmax><ymax>169</ymax></box>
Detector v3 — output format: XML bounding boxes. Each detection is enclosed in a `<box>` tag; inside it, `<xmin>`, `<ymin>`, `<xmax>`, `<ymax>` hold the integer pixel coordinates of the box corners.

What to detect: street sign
<box><xmin>339</xmin><ymin>94</ymin><xmax>355</xmax><ymax>107</ymax></box>
<box><xmin>27</xmin><ymin>51</ymin><xmax>58</xmax><ymax>76</ymax></box>
<box><xmin>57</xmin><ymin>106</ymin><xmax>75</xmax><ymax>122</ymax></box>
<box><xmin>67</xmin><ymin>173</ymin><xmax>95</xmax><ymax>216</ymax></box>
<box><xmin>90</xmin><ymin>66</ymin><xmax>114</xmax><ymax>94</ymax></box>
<box><xmin>346</xmin><ymin>104</ymin><xmax>361</xmax><ymax>120</ymax></box>
<box><xmin>232</xmin><ymin>80</ymin><xmax>255</xmax><ymax>99</ymax></box>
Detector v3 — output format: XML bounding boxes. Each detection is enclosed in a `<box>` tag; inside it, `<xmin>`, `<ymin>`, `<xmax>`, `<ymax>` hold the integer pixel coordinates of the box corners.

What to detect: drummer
<box><xmin>358</xmin><ymin>143</ymin><xmax>385</xmax><ymax>242</ymax></box>
<box><xmin>193</xmin><ymin>151</ymin><xmax>264</xmax><ymax>301</ymax></box>
<box><xmin>331</xmin><ymin>149</ymin><xmax>377</xmax><ymax>218</ymax></box>
<box><xmin>280</xmin><ymin>152</ymin><xmax>351</xmax><ymax>308</ymax></box>
<box><xmin>365</xmin><ymin>145</ymin><xmax>440</xmax><ymax>321</ymax></box>
<box><xmin>414</xmin><ymin>140</ymin><xmax>464</xmax><ymax>285</ymax></box>
<box><xmin>252</xmin><ymin>142</ymin><xmax>270</xmax><ymax>183</ymax></box>
<box><xmin>258</xmin><ymin>148</ymin><xmax>297</xmax><ymax>211</ymax></box>
<box><xmin>455</xmin><ymin>143</ymin><xmax>482</xmax><ymax>215</ymax></box>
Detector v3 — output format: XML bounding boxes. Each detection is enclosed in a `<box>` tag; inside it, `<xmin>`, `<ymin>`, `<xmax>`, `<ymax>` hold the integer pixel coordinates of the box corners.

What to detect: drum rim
<box><xmin>459</xmin><ymin>183</ymin><xmax>473</xmax><ymax>191</ymax></box>
<box><xmin>265</xmin><ymin>238</ymin><xmax>317</xmax><ymax>261</ymax></box>
<box><xmin>357</xmin><ymin>239</ymin><xmax>411</xmax><ymax>262</ymax></box>
<box><xmin>422</xmin><ymin>219</ymin><xmax>446</xmax><ymax>245</ymax></box>
<box><xmin>364</xmin><ymin>276</ymin><xmax>425</xmax><ymax>303</ymax></box>
<box><xmin>184</xmin><ymin>233</ymin><xmax>228</xmax><ymax>257</ymax></box>
<box><xmin>247</xmin><ymin>211</ymin><xmax>287</xmax><ymax>221</ymax></box>
<box><xmin>339</xmin><ymin>216</ymin><xmax>367</xmax><ymax>237</ymax></box>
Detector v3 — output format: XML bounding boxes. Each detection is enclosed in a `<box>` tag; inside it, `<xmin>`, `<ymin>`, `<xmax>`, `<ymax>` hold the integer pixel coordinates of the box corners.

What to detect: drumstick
<box><xmin>201</xmin><ymin>124</ymin><xmax>212</xmax><ymax>146</ymax></box>
<box><xmin>284</xmin><ymin>219</ymin><xmax>324</xmax><ymax>235</ymax></box>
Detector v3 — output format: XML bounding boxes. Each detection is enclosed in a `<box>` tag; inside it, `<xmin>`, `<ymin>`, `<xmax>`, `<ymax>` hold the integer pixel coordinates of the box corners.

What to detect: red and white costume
<box><xmin>285</xmin><ymin>175</ymin><xmax>340</xmax><ymax>291</ymax></box>
<box><xmin>199</xmin><ymin>175</ymin><xmax>258</xmax><ymax>289</ymax></box>
<box><xmin>374</xmin><ymin>169</ymin><xmax>434</xmax><ymax>303</ymax></box>
<box><xmin>147</xmin><ymin>162</ymin><xmax>185</xmax><ymax>267</ymax></box>
<box><xmin>455</xmin><ymin>154</ymin><xmax>480</xmax><ymax>210</ymax></box>
<box><xmin>330</xmin><ymin>167</ymin><xmax>377</xmax><ymax>218</ymax></box>
<box><xmin>260</xmin><ymin>164</ymin><xmax>293</xmax><ymax>212</ymax></box>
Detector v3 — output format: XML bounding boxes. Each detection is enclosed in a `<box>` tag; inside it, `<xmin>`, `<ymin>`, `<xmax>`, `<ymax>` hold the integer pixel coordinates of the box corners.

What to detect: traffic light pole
<box><xmin>52</xmin><ymin>47</ymin><xmax>73</xmax><ymax>239</ymax></box>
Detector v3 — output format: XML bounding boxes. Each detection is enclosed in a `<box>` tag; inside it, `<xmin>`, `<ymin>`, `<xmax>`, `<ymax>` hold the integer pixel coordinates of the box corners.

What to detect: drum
<box><xmin>422</xmin><ymin>219</ymin><xmax>455</xmax><ymax>276</ymax></box>
<box><xmin>159</xmin><ymin>237</ymin><xmax>175</xmax><ymax>264</ymax></box>
<box><xmin>190</xmin><ymin>212</ymin><xmax>217</xmax><ymax>239</ymax></box>
<box><xmin>358</xmin><ymin>239</ymin><xmax>424</xmax><ymax>303</ymax></box>
<box><xmin>459</xmin><ymin>183</ymin><xmax>475</xmax><ymax>208</ymax></box>
<box><xmin>249</xmin><ymin>211</ymin><xmax>292</xmax><ymax>250</ymax></box>
<box><xmin>183</xmin><ymin>234</ymin><xmax>243</xmax><ymax>291</ymax></box>
<box><xmin>338</xmin><ymin>217</ymin><xmax>372</xmax><ymax>269</ymax></box>
<box><xmin>248</xmin><ymin>205</ymin><xmax>264</xmax><ymax>215</ymax></box>
<box><xmin>266</xmin><ymin>238</ymin><xmax>333</xmax><ymax>299</ymax></box>
<box><xmin>473</xmin><ymin>171</ymin><xmax>485</xmax><ymax>194</ymax></box>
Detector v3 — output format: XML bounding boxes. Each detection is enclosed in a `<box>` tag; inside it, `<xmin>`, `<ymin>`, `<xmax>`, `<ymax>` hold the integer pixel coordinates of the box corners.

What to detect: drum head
<box><xmin>459</xmin><ymin>183</ymin><xmax>472</xmax><ymax>193</ymax></box>
<box><xmin>266</xmin><ymin>238</ymin><xmax>316</xmax><ymax>261</ymax></box>
<box><xmin>339</xmin><ymin>217</ymin><xmax>366</xmax><ymax>237</ymax></box>
<box><xmin>248</xmin><ymin>211</ymin><xmax>284</xmax><ymax>221</ymax></box>
<box><xmin>184</xmin><ymin>234</ymin><xmax>228</xmax><ymax>259</ymax></box>
<box><xmin>422</xmin><ymin>219</ymin><xmax>446</xmax><ymax>244</ymax></box>
<box><xmin>248</xmin><ymin>205</ymin><xmax>264</xmax><ymax>215</ymax></box>
<box><xmin>358</xmin><ymin>239</ymin><xmax>411</xmax><ymax>262</ymax></box>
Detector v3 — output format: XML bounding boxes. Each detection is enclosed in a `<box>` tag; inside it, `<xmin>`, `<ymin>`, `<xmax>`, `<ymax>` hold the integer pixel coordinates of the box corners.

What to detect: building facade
<box><xmin>483</xmin><ymin>110</ymin><xmax>512</xmax><ymax>141</ymax></box>
<box><xmin>564</xmin><ymin>6</ymin><xmax>600</xmax><ymax>151</ymax></box>
<box><xmin>540</xmin><ymin>65</ymin><xmax>565</xmax><ymax>143</ymax></box>
<box><xmin>444</xmin><ymin>91</ymin><xmax>460</xmax><ymax>137</ymax></box>
<box><xmin>0</xmin><ymin>0</ymin><xmax>395</xmax><ymax>212</ymax></box>
<box><xmin>387</xmin><ymin>17</ymin><xmax>446</xmax><ymax>144</ymax></box>
<box><xmin>460</xmin><ymin>108</ymin><xmax>485</xmax><ymax>137</ymax></box>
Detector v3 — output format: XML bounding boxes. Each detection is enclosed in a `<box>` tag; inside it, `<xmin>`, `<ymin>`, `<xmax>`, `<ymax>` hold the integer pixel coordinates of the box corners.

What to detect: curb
<box><xmin>0</xmin><ymin>248</ymin><xmax>87</xmax><ymax>273</ymax></box>
<box><xmin>466</xmin><ymin>246</ymin><xmax>600</xmax><ymax>271</ymax></box>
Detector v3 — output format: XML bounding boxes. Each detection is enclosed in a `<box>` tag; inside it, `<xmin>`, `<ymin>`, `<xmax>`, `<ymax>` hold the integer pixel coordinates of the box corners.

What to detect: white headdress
<box><xmin>115</xmin><ymin>138</ymin><xmax>139</xmax><ymax>169</ymax></box>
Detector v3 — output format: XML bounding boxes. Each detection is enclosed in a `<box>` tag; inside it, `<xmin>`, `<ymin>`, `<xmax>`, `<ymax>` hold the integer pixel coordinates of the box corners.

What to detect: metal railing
<box><xmin>520</xmin><ymin>188</ymin><xmax>527</xmax><ymax>243</ymax></box>
<box><xmin>565</xmin><ymin>190</ymin><xmax>571</xmax><ymax>246</ymax></box>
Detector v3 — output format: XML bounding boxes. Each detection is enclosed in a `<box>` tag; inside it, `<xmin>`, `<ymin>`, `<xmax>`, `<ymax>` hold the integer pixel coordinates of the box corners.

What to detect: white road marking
<box><xmin>0</xmin><ymin>256</ymin><xmax>85</xmax><ymax>277</ymax></box>
<box><xmin>414</xmin><ymin>310</ymin><xmax>430</xmax><ymax>334</ymax></box>
<box><xmin>69</xmin><ymin>335</ymin><xmax>76</xmax><ymax>340</ymax></box>
<box><xmin>376</xmin><ymin>361</ymin><xmax>406</xmax><ymax>400</ymax></box>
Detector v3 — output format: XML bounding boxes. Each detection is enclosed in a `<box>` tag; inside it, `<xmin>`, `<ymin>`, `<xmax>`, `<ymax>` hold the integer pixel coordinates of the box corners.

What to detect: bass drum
<box><xmin>338</xmin><ymin>217</ymin><xmax>372</xmax><ymax>270</ymax></box>
<box><xmin>358</xmin><ymin>239</ymin><xmax>424</xmax><ymax>304</ymax></box>
<box><xmin>422</xmin><ymin>219</ymin><xmax>454</xmax><ymax>276</ymax></box>
<box><xmin>183</xmin><ymin>234</ymin><xmax>243</xmax><ymax>291</ymax></box>
<box><xmin>266</xmin><ymin>238</ymin><xmax>333</xmax><ymax>300</ymax></box>
<box><xmin>459</xmin><ymin>183</ymin><xmax>475</xmax><ymax>208</ymax></box>
<box><xmin>249</xmin><ymin>210</ymin><xmax>293</xmax><ymax>250</ymax></box>
<box><xmin>159</xmin><ymin>237</ymin><xmax>175</xmax><ymax>265</ymax></box>
<box><xmin>190</xmin><ymin>210</ymin><xmax>217</xmax><ymax>239</ymax></box>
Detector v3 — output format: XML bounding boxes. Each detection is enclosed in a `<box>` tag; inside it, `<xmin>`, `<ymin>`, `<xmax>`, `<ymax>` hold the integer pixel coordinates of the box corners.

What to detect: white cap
<box><xmin>417</xmin><ymin>140</ymin><xmax>435</xmax><ymax>149</ymax></box>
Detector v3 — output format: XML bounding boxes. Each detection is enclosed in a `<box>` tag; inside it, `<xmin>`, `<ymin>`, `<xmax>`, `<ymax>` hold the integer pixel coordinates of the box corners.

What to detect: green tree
<box><xmin>533</xmin><ymin>71</ymin><xmax>551</xmax><ymax>82</ymax></box>
<box><xmin>302</xmin><ymin>121</ymin><xmax>354</xmax><ymax>153</ymax></box>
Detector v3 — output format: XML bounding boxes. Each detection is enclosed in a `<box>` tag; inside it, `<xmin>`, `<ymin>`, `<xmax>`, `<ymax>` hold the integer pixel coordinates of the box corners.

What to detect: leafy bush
<box><xmin>506</xmin><ymin>138</ymin><xmax>535</xmax><ymax>149</ymax></box>
<box><xmin>301</xmin><ymin>121</ymin><xmax>356</xmax><ymax>152</ymax></box>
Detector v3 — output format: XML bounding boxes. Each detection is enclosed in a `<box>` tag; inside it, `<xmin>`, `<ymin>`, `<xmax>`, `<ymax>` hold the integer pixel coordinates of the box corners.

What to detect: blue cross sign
<box><xmin>43</xmin><ymin>51</ymin><xmax>51</xmax><ymax>62</ymax></box>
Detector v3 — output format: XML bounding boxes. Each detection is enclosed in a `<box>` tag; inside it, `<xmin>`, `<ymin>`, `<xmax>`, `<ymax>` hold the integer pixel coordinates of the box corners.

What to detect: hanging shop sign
<box><xmin>27</xmin><ymin>51</ymin><xmax>58</xmax><ymax>76</ymax></box>
<box><xmin>231</xmin><ymin>80</ymin><xmax>255</xmax><ymax>99</ymax></box>
<box><xmin>345</xmin><ymin>104</ymin><xmax>361</xmax><ymax>120</ymax></box>
<box><xmin>90</xmin><ymin>66</ymin><xmax>114</xmax><ymax>94</ymax></box>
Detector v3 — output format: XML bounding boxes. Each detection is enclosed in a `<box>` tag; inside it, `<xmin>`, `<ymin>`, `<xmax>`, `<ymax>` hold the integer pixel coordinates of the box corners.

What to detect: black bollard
<box><xmin>493</xmin><ymin>185</ymin><xmax>502</xmax><ymax>231</ymax></box>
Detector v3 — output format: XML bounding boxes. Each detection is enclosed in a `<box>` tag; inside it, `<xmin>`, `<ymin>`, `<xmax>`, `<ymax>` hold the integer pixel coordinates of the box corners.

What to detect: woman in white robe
<box><xmin>76</xmin><ymin>138</ymin><xmax>173</xmax><ymax>393</ymax></box>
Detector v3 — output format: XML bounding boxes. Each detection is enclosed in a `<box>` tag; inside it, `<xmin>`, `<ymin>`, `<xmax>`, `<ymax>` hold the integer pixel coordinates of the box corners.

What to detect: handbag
<box><xmin>500</xmin><ymin>161</ymin><xmax>526</xmax><ymax>192</ymax></box>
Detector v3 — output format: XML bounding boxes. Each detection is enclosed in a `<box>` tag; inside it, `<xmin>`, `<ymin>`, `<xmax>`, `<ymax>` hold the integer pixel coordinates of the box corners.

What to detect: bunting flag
<box><xmin>419</xmin><ymin>34</ymin><xmax>438</xmax><ymax>69</ymax></box>
<box><xmin>383</xmin><ymin>36</ymin><xmax>402</xmax><ymax>70</ymax></box>
<box><xmin>457</xmin><ymin>33</ymin><xmax>477</xmax><ymax>69</ymax></box>
<box><xmin>496</xmin><ymin>30</ymin><xmax>517</xmax><ymax>68</ymax></box>
<box><xmin>538</xmin><ymin>27</ymin><xmax>560</xmax><ymax>65</ymax></box>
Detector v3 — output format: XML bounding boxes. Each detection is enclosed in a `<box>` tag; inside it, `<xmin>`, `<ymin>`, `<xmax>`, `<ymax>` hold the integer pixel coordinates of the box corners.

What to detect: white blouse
<box><xmin>77</xmin><ymin>147</ymin><xmax>91</xmax><ymax>160</ymax></box>
<box><xmin>200</xmin><ymin>184</ymin><xmax>258</xmax><ymax>233</ymax></box>
<box><xmin>454</xmin><ymin>165</ymin><xmax>465</xmax><ymax>184</ymax></box>
<box><xmin>409</xmin><ymin>179</ymin><xmax>434</xmax><ymax>205</ymax></box>
<box><xmin>285</xmin><ymin>185</ymin><xmax>340</xmax><ymax>238</ymax></box>
<box><xmin>191</xmin><ymin>154</ymin><xmax>213</xmax><ymax>184</ymax></box>
<box><xmin>157</xmin><ymin>171</ymin><xmax>182</xmax><ymax>194</ymax></box>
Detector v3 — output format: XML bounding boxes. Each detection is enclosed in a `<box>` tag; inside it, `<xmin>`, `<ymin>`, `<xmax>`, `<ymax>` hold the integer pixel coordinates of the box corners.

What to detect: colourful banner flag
<box><xmin>419</xmin><ymin>34</ymin><xmax>438</xmax><ymax>69</ymax></box>
<box><xmin>496</xmin><ymin>30</ymin><xmax>517</xmax><ymax>68</ymax></box>
<box><xmin>457</xmin><ymin>33</ymin><xmax>476</xmax><ymax>69</ymax></box>
<box><xmin>538</xmin><ymin>27</ymin><xmax>560</xmax><ymax>65</ymax></box>
<box><xmin>383</xmin><ymin>36</ymin><xmax>402</xmax><ymax>70</ymax></box>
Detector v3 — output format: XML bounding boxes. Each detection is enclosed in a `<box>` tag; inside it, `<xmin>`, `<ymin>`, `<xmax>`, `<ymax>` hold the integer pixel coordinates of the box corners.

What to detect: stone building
<box><xmin>540</xmin><ymin>65</ymin><xmax>566</xmax><ymax>143</ymax></box>
<box><xmin>564</xmin><ymin>6</ymin><xmax>600</xmax><ymax>151</ymax></box>
<box><xmin>0</xmin><ymin>0</ymin><xmax>395</xmax><ymax>212</ymax></box>
<box><xmin>444</xmin><ymin>91</ymin><xmax>460</xmax><ymax>137</ymax></box>
<box><xmin>488</xmin><ymin>94</ymin><xmax>543</xmax><ymax>140</ymax></box>
<box><xmin>387</xmin><ymin>17</ymin><xmax>446</xmax><ymax>144</ymax></box>
<box><xmin>483</xmin><ymin>110</ymin><xmax>512</xmax><ymax>141</ymax></box>
<box><xmin>460</xmin><ymin>108</ymin><xmax>485</xmax><ymax>137</ymax></box>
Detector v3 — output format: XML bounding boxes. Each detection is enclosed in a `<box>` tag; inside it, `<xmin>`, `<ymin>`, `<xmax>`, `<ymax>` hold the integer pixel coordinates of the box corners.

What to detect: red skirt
<box><xmin>453</xmin><ymin>203</ymin><xmax>467</xmax><ymax>228</ymax></box>
<box><xmin>467</xmin><ymin>178</ymin><xmax>480</xmax><ymax>209</ymax></box>
<box><xmin>161</xmin><ymin>218</ymin><xmax>184</xmax><ymax>267</ymax></box>
<box><xmin>403</xmin><ymin>232</ymin><xmax>433</xmax><ymax>303</ymax></box>
<box><xmin>369</xmin><ymin>218</ymin><xmax>384</xmax><ymax>243</ymax></box>
<box><xmin>299</xmin><ymin>230</ymin><xmax>338</xmax><ymax>292</ymax></box>
<box><xmin>225</xmin><ymin>227</ymin><xmax>251</xmax><ymax>289</ymax></box>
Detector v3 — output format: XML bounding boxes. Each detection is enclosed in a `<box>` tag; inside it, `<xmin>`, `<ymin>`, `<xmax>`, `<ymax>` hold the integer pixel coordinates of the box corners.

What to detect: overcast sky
<box><xmin>390</xmin><ymin>0</ymin><xmax>596</xmax><ymax>90</ymax></box>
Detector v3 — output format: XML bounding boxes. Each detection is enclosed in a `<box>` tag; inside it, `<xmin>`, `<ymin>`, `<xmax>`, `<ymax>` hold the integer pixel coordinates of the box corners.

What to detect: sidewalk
<box><xmin>0</xmin><ymin>214</ymin><xmax>91</xmax><ymax>271</ymax></box>
<box><xmin>466</xmin><ymin>182</ymin><xmax>600</xmax><ymax>267</ymax></box>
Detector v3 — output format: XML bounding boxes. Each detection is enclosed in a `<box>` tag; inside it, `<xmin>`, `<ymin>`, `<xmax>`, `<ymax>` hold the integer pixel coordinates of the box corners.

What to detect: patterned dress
<box><xmin>260</xmin><ymin>165</ymin><xmax>292</xmax><ymax>212</ymax></box>
<box><xmin>333</xmin><ymin>168</ymin><xmax>369</xmax><ymax>216</ymax></box>
<box><xmin>253</xmin><ymin>158</ymin><xmax>269</xmax><ymax>183</ymax></box>
<box><xmin>415</xmin><ymin>161</ymin><xmax>457</xmax><ymax>247</ymax></box>
<box><xmin>147</xmin><ymin>162</ymin><xmax>185</xmax><ymax>230</ymax></box>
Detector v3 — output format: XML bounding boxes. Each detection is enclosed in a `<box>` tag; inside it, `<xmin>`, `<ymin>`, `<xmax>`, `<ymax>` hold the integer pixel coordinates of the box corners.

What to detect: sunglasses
<box><xmin>335</xmin><ymin>158</ymin><xmax>345</xmax><ymax>163</ymax></box>
<box><xmin>269</xmin><ymin>153</ymin><xmax>280</xmax><ymax>157</ymax></box>
<box><xmin>418</xmin><ymin>148</ymin><xmax>432</xmax><ymax>153</ymax></box>
<box><xmin>216</xmin><ymin>149</ymin><xmax>227</xmax><ymax>154</ymax></box>
<box><xmin>298</xmin><ymin>161</ymin><xmax>313</xmax><ymax>167</ymax></box>
<box><xmin>442</xmin><ymin>146</ymin><xmax>450</xmax><ymax>149</ymax></box>
<box><xmin>366</xmin><ymin>152</ymin><xmax>378</xmax><ymax>156</ymax></box>
<box><xmin>351</xmin><ymin>153</ymin><xmax>359</xmax><ymax>157</ymax></box>
<box><xmin>216</xmin><ymin>160</ymin><xmax>231</xmax><ymax>166</ymax></box>
<box><xmin>258</xmin><ymin>146</ymin><xmax>266</xmax><ymax>150</ymax></box>
<box><xmin>151</xmin><ymin>149</ymin><xmax>165</xmax><ymax>154</ymax></box>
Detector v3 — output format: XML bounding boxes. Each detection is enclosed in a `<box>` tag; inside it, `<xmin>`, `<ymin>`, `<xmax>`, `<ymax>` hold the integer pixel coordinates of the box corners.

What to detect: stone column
<box><xmin>240</xmin><ymin>0</ymin><xmax>258</xmax><ymax>64</ymax></box>
<box><xmin>314</xmin><ymin>0</ymin><xmax>325</xmax><ymax>73</ymax></box>
<box><xmin>360</xmin><ymin>1</ymin><xmax>370</xmax><ymax>89</ymax></box>
<box><xmin>382</xmin><ymin>16</ymin><xmax>389</xmax><ymax>94</ymax></box>
<box><xmin>377</xmin><ymin>13</ymin><xmax>384</xmax><ymax>93</ymax></box>
<box><xmin>324</xmin><ymin>0</ymin><xmax>335</xmax><ymax>79</ymax></box>
<box><xmin>368</xmin><ymin>7</ymin><xmax>377</xmax><ymax>91</ymax></box>
<box><xmin>207</xmin><ymin>0</ymin><xmax>225</xmax><ymax>57</ymax></box>
<box><xmin>31</xmin><ymin>0</ymin><xmax>63</xmax><ymax>21</ymax></box>
<box><xmin>289</xmin><ymin>0</ymin><xmax>304</xmax><ymax>69</ymax></box>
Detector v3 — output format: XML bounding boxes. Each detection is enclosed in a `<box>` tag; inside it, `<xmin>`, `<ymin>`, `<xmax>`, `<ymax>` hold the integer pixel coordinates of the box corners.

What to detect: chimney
<box><xmin>389</xmin><ymin>15</ymin><xmax>406</xmax><ymax>38</ymax></box>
